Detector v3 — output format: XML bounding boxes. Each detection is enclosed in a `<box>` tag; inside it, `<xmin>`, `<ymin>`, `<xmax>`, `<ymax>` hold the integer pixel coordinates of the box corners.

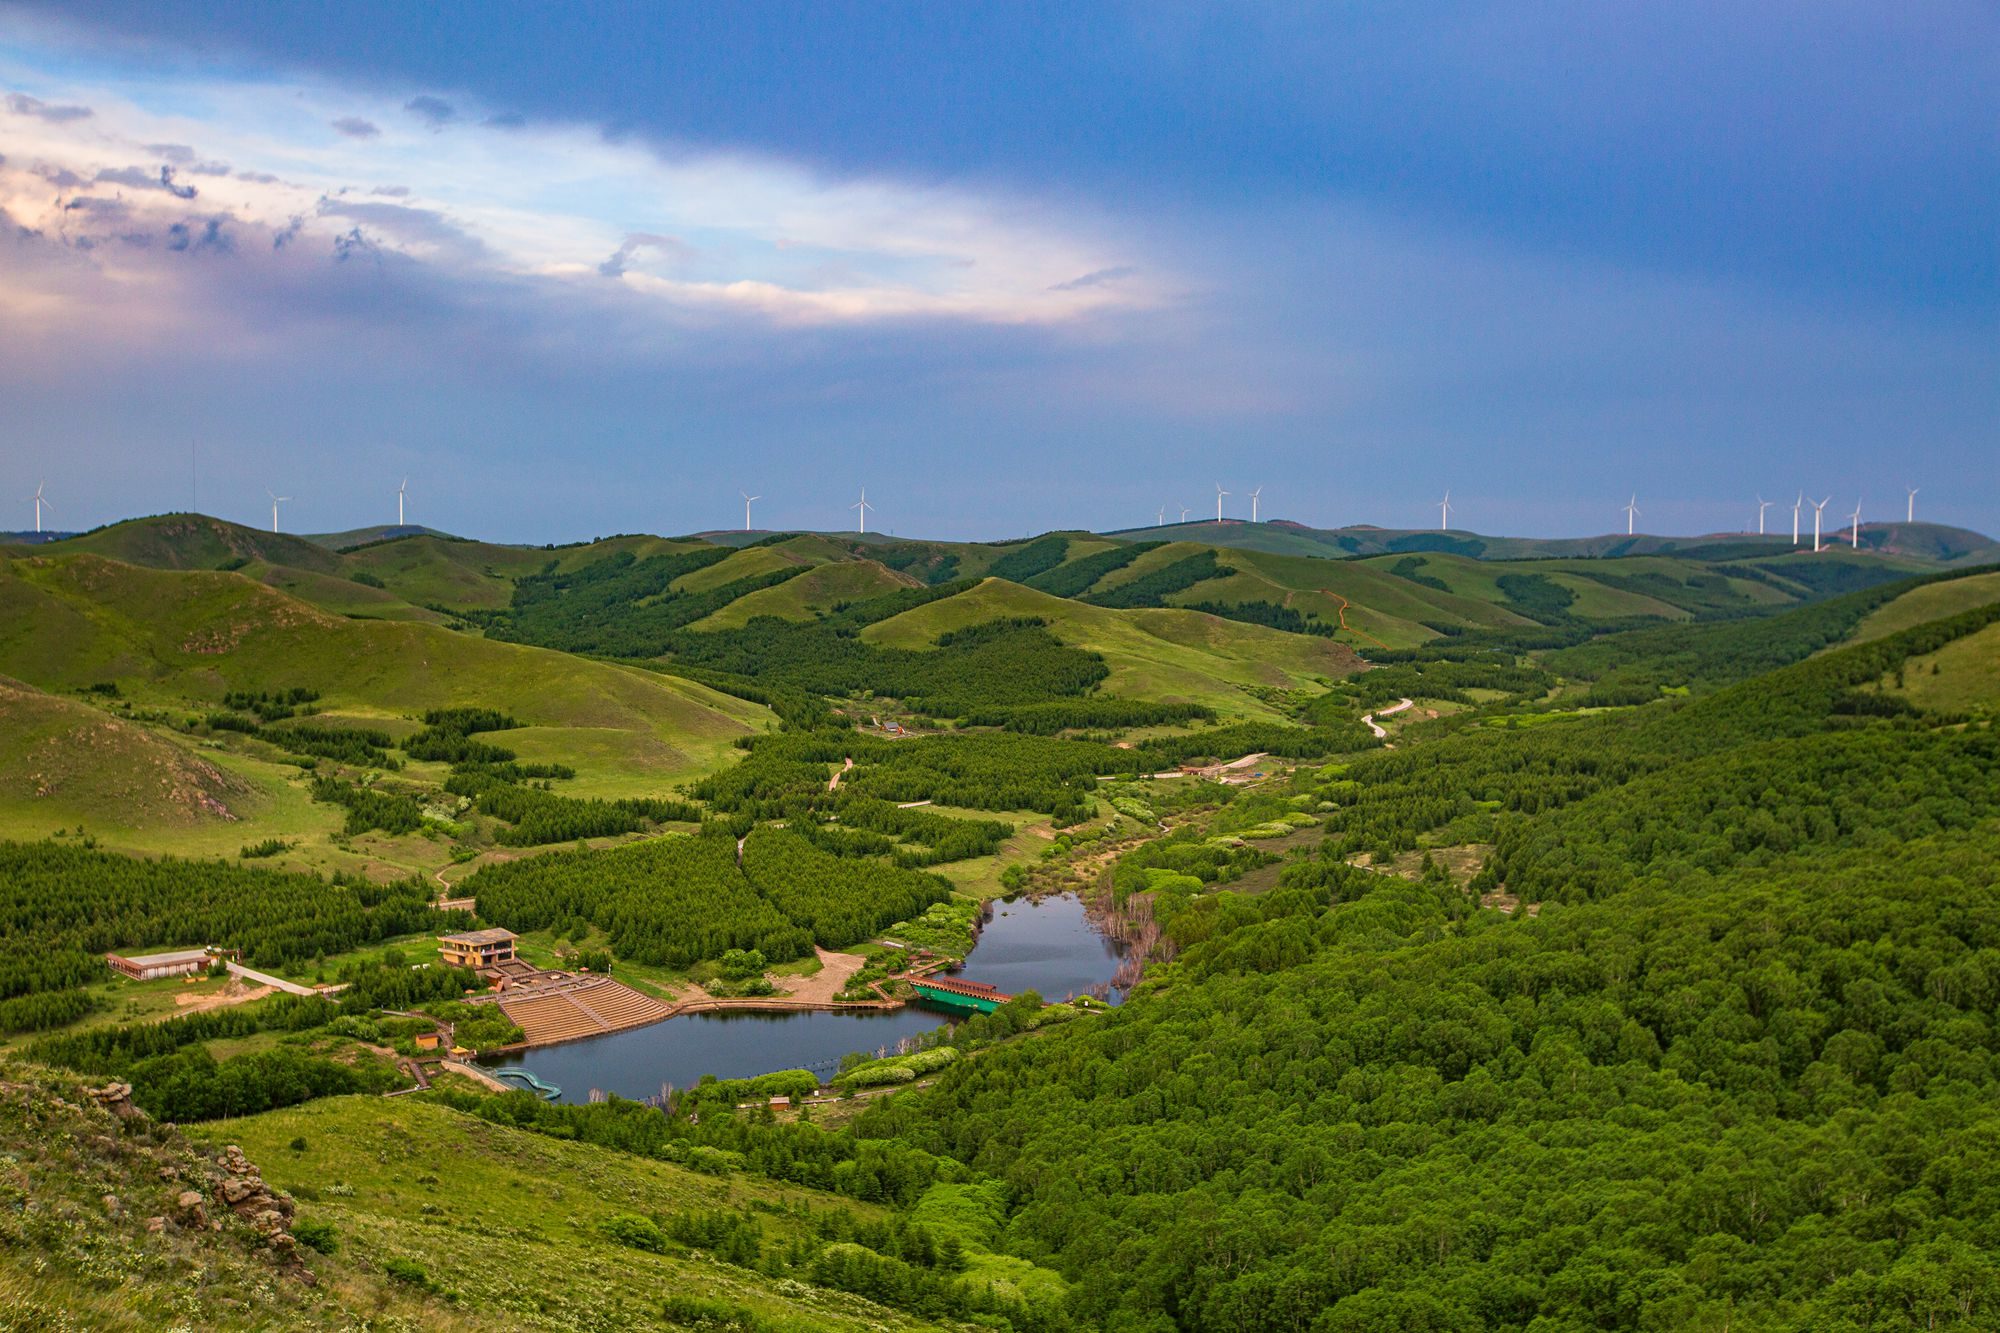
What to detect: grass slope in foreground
<box><xmin>0</xmin><ymin>1067</ymin><xmax>948</xmax><ymax>1332</ymax></box>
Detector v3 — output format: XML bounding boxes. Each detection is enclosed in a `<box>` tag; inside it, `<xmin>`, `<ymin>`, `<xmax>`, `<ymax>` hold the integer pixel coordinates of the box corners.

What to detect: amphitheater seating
<box><xmin>496</xmin><ymin>976</ymin><xmax>674</xmax><ymax>1045</ymax></box>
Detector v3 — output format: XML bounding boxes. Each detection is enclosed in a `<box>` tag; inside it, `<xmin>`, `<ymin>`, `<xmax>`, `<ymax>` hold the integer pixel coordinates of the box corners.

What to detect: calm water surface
<box><xmin>494</xmin><ymin>893</ymin><xmax>1124</xmax><ymax>1103</ymax></box>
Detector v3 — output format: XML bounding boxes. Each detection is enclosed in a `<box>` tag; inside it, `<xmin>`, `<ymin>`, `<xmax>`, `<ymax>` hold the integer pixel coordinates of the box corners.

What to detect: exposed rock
<box><xmin>176</xmin><ymin>1189</ymin><xmax>206</xmax><ymax>1225</ymax></box>
<box><xmin>146</xmin><ymin>1215</ymin><xmax>166</xmax><ymax>1233</ymax></box>
<box><xmin>101</xmin><ymin>1193</ymin><xmax>121</xmax><ymax>1217</ymax></box>
<box><xmin>85</xmin><ymin>1081</ymin><xmax>142</xmax><ymax>1121</ymax></box>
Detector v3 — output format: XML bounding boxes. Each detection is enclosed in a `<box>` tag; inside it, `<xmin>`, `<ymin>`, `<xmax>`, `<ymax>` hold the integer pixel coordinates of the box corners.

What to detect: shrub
<box><xmin>292</xmin><ymin>1217</ymin><xmax>339</xmax><ymax>1254</ymax></box>
<box><xmin>601</xmin><ymin>1213</ymin><xmax>670</xmax><ymax>1254</ymax></box>
<box><xmin>382</xmin><ymin>1256</ymin><xmax>432</xmax><ymax>1289</ymax></box>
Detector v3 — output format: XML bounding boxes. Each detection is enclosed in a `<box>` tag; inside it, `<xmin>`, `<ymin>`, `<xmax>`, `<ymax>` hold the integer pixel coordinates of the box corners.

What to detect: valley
<box><xmin>2</xmin><ymin>512</ymin><xmax>1996</xmax><ymax>1330</ymax></box>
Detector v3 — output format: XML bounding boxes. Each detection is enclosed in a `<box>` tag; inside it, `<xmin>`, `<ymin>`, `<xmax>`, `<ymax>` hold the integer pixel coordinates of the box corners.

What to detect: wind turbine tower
<box><xmin>1906</xmin><ymin>487</ymin><xmax>1918</xmax><ymax>523</ymax></box>
<box><xmin>267</xmin><ymin>490</ymin><xmax>292</xmax><ymax>534</ymax></box>
<box><xmin>1791</xmin><ymin>493</ymin><xmax>1803</xmax><ymax>546</ymax></box>
<box><xmin>1755</xmin><ymin>495</ymin><xmax>1771</xmax><ymax>535</ymax></box>
<box><xmin>851</xmin><ymin>488</ymin><xmax>873</xmax><ymax>534</ymax></box>
<box><xmin>1156</xmin><ymin>505</ymin><xmax>1166</xmax><ymax>526</ymax></box>
<box><xmin>1214</xmin><ymin>483</ymin><xmax>1230</xmax><ymax>523</ymax></box>
<box><xmin>1849</xmin><ymin>499</ymin><xmax>1863</xmax><ymax>550</ymax></box>
<box><xmin>29</xmin><ymin>481</ymin><xmax>51</xmax><ymax>534</ymax></box>
<box><xmin>1249</xmin><ymin>486</ymin><xmax>1264</xmax><ymax>523</ymax></box>
<box><xmin>741</xmin><ymin>491</ymin><xmax>762</xmax><ymax>531</ymax></box>
<box><xmin>1810</xmin><ymin>496</ymin><xmax>1830</xmax><ymax>552</ymax></box>
<box><xmin>1438</xmin><ymin>491</ymin><xmax>1452</xmax><ymax>531</ymax></box>
<box><xmin>1178</xmin><ymin>506</ymin><xmax>1190</xmax><ymax>523</ymax></box>
<box><xmin>1622</xmin><ymin>495</ymin><xmax>1640</xmax><ymax>537</ymax></box>
<box><xmin>397</xmin><ymin>477</ymin><xmax>408</xmax><ymax>527</ymax></box>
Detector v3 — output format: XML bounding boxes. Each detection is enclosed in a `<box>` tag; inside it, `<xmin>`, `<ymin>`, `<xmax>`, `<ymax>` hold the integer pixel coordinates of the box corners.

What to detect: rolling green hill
<box><xmin>0</xmin><ymin>552</ymin><xmax>770</xmax><ymax>862</ymax></box>
<box><xmin>1847</xmin><ymin>570</ymin><xmax>2000</xmax><ymax>644</ymax></box>
<box><xmin>861</xmin><ymin>577</ymin><xmax>1360</xmax><ymax>717</ymax></box>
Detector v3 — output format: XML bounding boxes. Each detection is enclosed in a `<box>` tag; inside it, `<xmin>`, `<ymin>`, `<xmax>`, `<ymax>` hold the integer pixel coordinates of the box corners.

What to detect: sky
<box><xmin>1</xmin><ymin>1</ymin><xmax>1993</xmax><ymax>542</ymax></box>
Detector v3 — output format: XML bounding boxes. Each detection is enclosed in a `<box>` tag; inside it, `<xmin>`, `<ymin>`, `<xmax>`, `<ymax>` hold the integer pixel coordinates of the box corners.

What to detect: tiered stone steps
<box><xmin>496</xmin><ymin>976</ymin><xmax>674</xmax><ymax>1046</ymax></box>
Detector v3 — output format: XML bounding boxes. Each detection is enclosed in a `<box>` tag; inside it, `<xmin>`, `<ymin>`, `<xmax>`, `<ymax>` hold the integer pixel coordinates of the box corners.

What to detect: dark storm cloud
<box><xmin>272</xmin><ymin>215</ymin><xmax>306</xmax><ymax>250</ymax></box>
<box><xmin>4</xmin><ymin>92</ymin><xmax>92</xmax><ymax>122</ymax></box>
<box><xmin>404</xmin><ymin>95</ymin><xmax>454</xmax><ymax>128</ymax></box>
<box><xmin>331</xmin><ymin>116</ymin><xmax>380</xmax><ymax>138</ymax></box>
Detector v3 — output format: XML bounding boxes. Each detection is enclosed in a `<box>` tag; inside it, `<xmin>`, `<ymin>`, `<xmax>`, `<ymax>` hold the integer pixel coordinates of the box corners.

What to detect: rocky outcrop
<box><xmin>210</xmin><ymin>1143</ymin><xmax>303</xmax><ymax>1265</ymax></box>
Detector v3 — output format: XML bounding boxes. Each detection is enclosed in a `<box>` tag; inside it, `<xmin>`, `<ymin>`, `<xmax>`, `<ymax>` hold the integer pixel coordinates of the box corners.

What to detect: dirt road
<box><xmin>1362</xmin><ymin>697</ymin><xmax>1414</xmax><ymax>739</ymax></box>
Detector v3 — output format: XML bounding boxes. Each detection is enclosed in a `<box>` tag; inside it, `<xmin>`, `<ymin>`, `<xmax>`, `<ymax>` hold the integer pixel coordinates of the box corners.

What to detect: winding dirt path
<box><xmin>828</xmin><ymin>756</ymin><xmax>854</xmax><ymax>791</ymax></box>
<box><xmin>1362</xmin><ymin>697</ymin><xmax>1415</xmax><ymax>739</ymax></box>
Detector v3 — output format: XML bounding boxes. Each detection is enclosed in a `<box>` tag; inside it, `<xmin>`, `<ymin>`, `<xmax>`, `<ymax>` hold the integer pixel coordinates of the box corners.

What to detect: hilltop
<box><xmin>1105</xmin><ymin>516</ymin><xmax>1999</xmax><ymax>564</ymax></box>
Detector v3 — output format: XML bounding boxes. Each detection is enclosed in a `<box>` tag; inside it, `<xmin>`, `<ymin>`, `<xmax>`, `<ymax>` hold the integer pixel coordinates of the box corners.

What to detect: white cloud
<box><xmin>0</xmin><ymin>25</ymin><xmax>1160</xmax><ymax>333</ymax></box>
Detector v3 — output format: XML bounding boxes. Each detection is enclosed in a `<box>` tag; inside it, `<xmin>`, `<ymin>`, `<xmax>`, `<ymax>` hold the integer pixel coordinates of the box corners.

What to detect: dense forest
<box><xmin>0</xmin><ymin>845</ymin><xmax>463</xmax><ymax>1032</ymax></box>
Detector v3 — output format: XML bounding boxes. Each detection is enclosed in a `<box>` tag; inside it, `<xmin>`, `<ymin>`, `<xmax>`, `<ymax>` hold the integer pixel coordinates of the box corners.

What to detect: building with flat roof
<box><xmin>105</xmin><ymin>948</ymin><xmax>217</xmax><ymax>981</ymax></box>
<box><xmin>438</xmin><ymin>928</ymin><xmax>519</xmax><ymax>971</ymax></box>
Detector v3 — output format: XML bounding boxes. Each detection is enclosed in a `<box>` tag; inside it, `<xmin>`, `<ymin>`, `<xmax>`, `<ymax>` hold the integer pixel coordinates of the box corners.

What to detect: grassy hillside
<box><xmin>0</xmin><ymin>553</ymin><xmax>770</xmax><ymax>863</ymax></box>
<box><xmin>693</xmin><ymin>559</ymin><xmax>922</xmax><ymax>629</ymax></box>
<box><xmin>24</xmin><ymin>513</ymin><xmax>349</xmax><ymax>574</ymax></box>
<box><xmin>861</xmin><ymin>577</ymin><xmax>1360</xmax><ymax>717</ymax></box>
<box><xmin>341</xmin><ymin>534</ymin><xmax>555</xmax><ymax>611</ymax></box>
<box><xmin>0</xmin><ymin>676</ymin><xmax>330</xmax><ymax>849</ymax></box>
<box><xmin>0</xmin><ymin>1065</ymin><xmax>949</xmax><ymax>1332</ymax></box>
<box><xmin>1886</xmin><ymin>619</ymin><xmax>2000</xmax><ymax>715</ymax></box>
<box><xmin>1848</xmin><ymin>570</ymin><xmax>2000</xmax><ymax>644</ymax></box>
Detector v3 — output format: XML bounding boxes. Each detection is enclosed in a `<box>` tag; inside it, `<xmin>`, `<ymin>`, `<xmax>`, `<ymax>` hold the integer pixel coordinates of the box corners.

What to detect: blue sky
<box><xmin>1</xmin><ymin>1</ymin><xmax>1993</xmax><ymax>541</ymax></box>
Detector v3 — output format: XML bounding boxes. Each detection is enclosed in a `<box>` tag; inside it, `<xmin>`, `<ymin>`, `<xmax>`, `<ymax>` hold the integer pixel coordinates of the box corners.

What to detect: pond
<box><xmin>492</xmin><ymin>893</ymin><xmax>1125</xmax><ymax>1103</ymax></box>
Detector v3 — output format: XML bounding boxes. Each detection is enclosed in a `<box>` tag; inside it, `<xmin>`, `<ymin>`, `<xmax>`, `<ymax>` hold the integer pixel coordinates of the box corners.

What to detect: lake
<box><xmin>493</xmin><ymin>892</ymin><xmax>1124</xmax><ymax>1103</ymax></box>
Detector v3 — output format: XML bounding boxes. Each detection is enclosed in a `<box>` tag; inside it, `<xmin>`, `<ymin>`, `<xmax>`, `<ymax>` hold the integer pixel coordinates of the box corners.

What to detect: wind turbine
<box><xmin>1848</xmin><ymin>499</ymin><xmax>1863</xmax><ymax>550</ymax></box>
<box><xmin>1249</xmin><ymin>486</ymin><xmax>1264</xmax><ymax>523</ymax></box>
<box><xmin>1214</xmin><ymin>483</ymin><xmax>1229</xmax><ymax>524</ymax></box>
<box><xmin>741</xmin><ymin>491</ymin><xmax>762</xmax><ymax>532</ymax></box>
<box><xmin>1438</xmin><ymin>491</ymin><xmax>1453</xmax><ymax>531</ymax></box>
<box><xmin>1155</xmin><ymin>505</ymin><xmax>1166</xmax><ymax>526</ymax></box>
<box><xmin>396</xmin><ymin>477</ymin><xmax>408</xmax><ymax>527</ymax></box>
<box><xmin>1810</xmin><ymin>496</ymin><xmax>1830</xmax><ymax>552</ymax></box>
<box><xmin>1178</xmin><ymin>506</ymin><xmax>1191</xmax><ymax>523</ymax></box>
<box><xmin>1791</xmin><ymin>492</ymin><xmax>1803</xmax><ymax>546</ymax></box>
<box><xmin>1906</xmin><ymin>487</ymin><xmax>1918</xmax><ymax>523</ymax></box>
<box><xmin>851</xmin><ymin>488</ymin><xmax>873</xmax><ymax>534</ymax></box>
<box><xmin>1622</xmin><ymin>494</ymin><xmax>1640</xmax><ymax>537</ymax></box>
<box><xmin>28</xmin><ymin>481</ymin><xmax>51</xmax><ymax>534</ymax></box>
<box><xmin>1755</xmin><ymin>495</ymin><xmax>1771</xmax><ymax>536</ymax></box>
<box><xmin>267</xmin><ymin>489</ymin><xmax>291</xmax><ymax>534</ymax></box>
